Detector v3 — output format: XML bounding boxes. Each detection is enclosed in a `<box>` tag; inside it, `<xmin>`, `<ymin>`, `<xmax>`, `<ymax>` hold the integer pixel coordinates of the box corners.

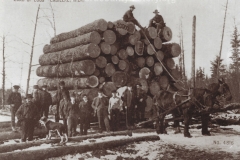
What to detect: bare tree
<box><xmin>217</xmin><ymin>0</ymin><xmax>228</xmax><ymax>79</ymax></box>
<box><xmin>192</xmin><ymin>16</ymin><xmax>196</xmax><ymax>88</ymax></box>
<box><xmin>1</xmin><ymin>36</ymin><xmax>6</xmax><ymax>110</ymax></box>
<box><xmin>26</xmin><ymin>4</ymin><xmax>40</xmax><ymax>94</ymax></box>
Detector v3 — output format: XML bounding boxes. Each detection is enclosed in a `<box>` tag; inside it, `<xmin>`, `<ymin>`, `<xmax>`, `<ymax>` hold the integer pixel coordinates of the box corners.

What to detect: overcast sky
<box><xmin>0</xmin><ymin>0</ymin><xmax>239</xmax><ymax>91</ymax></box>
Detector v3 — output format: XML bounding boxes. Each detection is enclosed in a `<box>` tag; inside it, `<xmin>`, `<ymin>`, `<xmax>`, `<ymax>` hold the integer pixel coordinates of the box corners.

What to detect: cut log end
<box><xmin>86</xmin><ymin>75</ymin><xmax>99</xmax><ymax>88</ymax></box>
<box><xmin>112</xmin><ymin>71</ymin><xmax>128</xmax><ymax>88</ymax></box>
<box><xmin>100</xmin><ymin>42</ymin><xmax>111</xmax><ymax>54</ymax></box>
<box><xmin>103</xmin><ymin>30</ymin><xmax>117</xmax><ymax>44</ymax></box>
<box><xmin>95</xmin><ymin>56</ymin><xmax>107</xmax><ymax>68</ymax></box>
<box><xmin>105</xmin><ymin>63</ymin><xmax>116</xmax><ymax>77</ymax></box>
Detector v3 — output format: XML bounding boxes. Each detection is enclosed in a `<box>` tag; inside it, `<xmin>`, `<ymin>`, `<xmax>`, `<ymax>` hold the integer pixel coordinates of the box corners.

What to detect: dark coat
<box><xmin>122</xmin><ymin>89</ymin><xmax>134</xmax><ymax>108</ymax></box>
<box><xmin>7</xmin><ymin>92</ymin><xmax>22</xmax><ymax>107</ymax></box>
<box><xmin>67</xmin><ymin>102</ymin><xmax>79</xmax><ymax>119</ymax></box>
<box><xmin>148</xmin><ymin>14</ymin><xmax>165</xmax><ymax>28</ymax></box>
<box><xmin>32</xmin><ymin>89</ymin><xmax>42</xmax><ymax>106</ymax></box>
<box><xmin>16</xmin><ymin>101</ymin><xmax>39</xmax><ymax>120</ymax></box>
<box><xmin>41</xmin><ymin>90</ymin><xmax>52</xmax><ymax>107</ymax></box>
<box><xmin>79</xmin><ymin>101</ymin><xmax>92</xmax><ymax>115</ymax></box>
<box><xmin>123</xmin><ymin>10</ymin><xmax>136</xmax><ymax>22</ymax></box>
<box><xmin>56</xmin><ymin>88</ymin><xmax>70</xmax><ymax>102</ymax></box>
<box><xmin>135</xmin><ymin>88</ymin><xmax>147</xmax><ymax>104</ymax></box>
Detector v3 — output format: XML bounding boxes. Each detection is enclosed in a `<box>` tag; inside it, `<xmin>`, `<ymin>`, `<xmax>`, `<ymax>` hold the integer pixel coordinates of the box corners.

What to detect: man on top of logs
<box><xmin>148</xmin><ymin>9</ymin><xmax>165</xmax><ymax>35</ymax></box>
<box><xmin>123</xmin><ymin>5</ymin><xmax>143</xmax><ymax>29</ymax></box>
<box><xmin>55</xmin><ymin>81</ymin><xmax>70</xmax><ymax>122</ymax></box>
<box><xmin>7</xmin><ymin>85</ymin><xmax>22</xmax><ymax>131</ymax></box>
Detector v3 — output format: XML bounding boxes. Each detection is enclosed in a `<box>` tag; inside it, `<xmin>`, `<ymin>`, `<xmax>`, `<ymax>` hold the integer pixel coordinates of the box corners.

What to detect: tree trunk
<box><xmin>155</xmin><ymin>50</ymin><xmax>164</xmax><ymax>61</ymax></box>
<box><xmin>159</xmin><ymin>75</ymin><xmax>169</xmax><ymax>90</ymax></box>
<box><xmin>164</xmin><ymin>58</ymin><xmax>175</xmax><ymax>70</ymax></box>
<box><xmin>105</xmin><ymin>63</ymin><xmax>116</xmax><ymax>77</ymax></box>
<box><xmin>118</xmin><ymin>60</ymin><xmax>128</xmax><ymax>71</ymax></box>
<box><xmin>161</xmin><ymin>43</ymin><xmax>181</xmax><ymax>58</ymax></box>
<box><xmin>153</xmin><ymin>37</ymin><xmax>162</xmax><ymax>49</ymax></box>
<box><xmin>112</xmin><ymin>71</ymin><xmax>128</xmax><ymax>88</ymax></box>
<box><xmin>113</xmin><ymin>20</ymin><xmax>128</xmax><ymax>36</ymax></box>
<box><xmin>126</xmin><ymin>46</ymin><xmax>134</xmax><ymax>56</ymax></box>
<box><xmin>139</xmin><ymin>67</ymin><xmax>151</xmax><ymax>80</ymax></box>
<box><xmin>111</xmin><ymin>55</ymin><xmax>119</xmax><ymax>65</ymax></box>
<box><xmin>110</xmin><ymin>42</ymin><xmax>119</xmax><ymax>55</ymax></box>
<box><xmin>100</xmin><ymin>41</ymin><xmax>111</xmax><ymax>54</ymax></box>
<box><xmin>50</xmin><ymin>19</ymin><xmax>107</xmax><ymax>44</ymax></box>
<box><xmin>26</xmin><ymin>4</ymin><xmax>40</xmax><ymax>94</ymax></box>
<box><xmin>159</xmin><ymin>26</ymin><xmax>172</xmax><ymax>42</ymax></box>
<box><xmin>102</xmin><ymin>82</ymin><xmax>117</xmax><ymax>97</ymax></box>
<box><xmin>149</xmin><ymin>81</ymin><xmax>161</xmax><ymax>96</ymax></box>
<box><xmin>95</xmin><ymin>56</ymin><xmax>107</xmax><ymax>68</ymax></box>
<box><xmin>146</xmin><ymin>56</ymin><xmax>155</xmax><ymax>67</ymax></box>
<box><xmin>39</xmin><ymin>43</ymin><xmax>101</xmax><ymax>66</ymax></box>
<box><xmin>117</xmin><ymin>49</ymin><xmax>128</xmax><ymax>60</ymax></box>
<box><xmin>103</xmin><ymin>30</ymin><xmax>116</xmax><ymax>44</ymax></box>
<box><xmin>36</xmin><ymin>60</ymin><xmax>96</xmax><ymax>77</ymax></box>
<box><xmin>0</xmin><ymin>135</ymin><xmax>160</xmax><ymax>160</ymax></box>
<box><xmin>2</xmin><ymin>36</ymin><xmax>5</xmax><ymax>110</ymax></box>
<box><xmin>0</xmin><ymin>131</ymin><xmax>132</xmax><ymax>154</ymax></box>
<box><xmin>44</xmin><ymin>31</ymin><xmax>101</xmax><ymax>54</ymax></box>
<box><xmin>146</xmin><ymin>44</ymin><xmax>155</xmax><ymax>55</ymax></box>
<box><xmin>135</xmin><ymin>41</ymin><xmax>144</xmax><ymax>56</ymax></box>
<box><xmin>145</xmin><ymin>27</ymin><xmax>157</xmax><ymax>39</ymax></box>
<box><xmin>136</xmin><ymin>57</ymin><xmax>146</xmax><ymax>68</ymax></box>
<box><xmin>154</xmin><ymin>62</ymin><xmax>163</xmax><ymax>76</ymax></box>
<box><xmin>37</xmin><ymin>76</ymin><xmax>98</xmax><ymax>91</ymax></box>
<box><xmin>107</xmin><ymin>21</ymin><xmax>114</xmax><ymax>29</ymax></box>
<box><xmin>192</xmin><ymin>16</ymin><xmax>196</xmax><ymax>88</ymax></box>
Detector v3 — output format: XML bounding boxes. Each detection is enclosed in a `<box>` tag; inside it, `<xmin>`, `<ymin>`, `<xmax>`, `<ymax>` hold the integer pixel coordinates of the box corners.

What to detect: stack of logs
<box><xmin>36</xmin><ymin>19</ymin><xmax>181</xmax><ymax>118</ymax></box>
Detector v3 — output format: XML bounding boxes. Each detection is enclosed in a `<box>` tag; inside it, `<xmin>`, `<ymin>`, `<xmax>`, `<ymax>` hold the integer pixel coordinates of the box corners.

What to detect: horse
<box><xmin>153</xmin><ymin>78</ymin><xmax>232</xmax><ymax>137</ymax></box>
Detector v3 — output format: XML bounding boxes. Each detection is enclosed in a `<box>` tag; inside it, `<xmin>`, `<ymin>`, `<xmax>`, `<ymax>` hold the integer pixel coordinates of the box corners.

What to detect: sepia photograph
<box><xmin>0</xmin><ymin>0</ymin><xmax>240</xmax><ymax>159</ymax></box>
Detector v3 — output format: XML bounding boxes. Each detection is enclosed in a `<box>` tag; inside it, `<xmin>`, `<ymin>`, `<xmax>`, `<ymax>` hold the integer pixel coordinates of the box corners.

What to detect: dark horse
<box><xmin>153</xmin><ymin>78</ymin><xmax>232</xmax><ymax>137</ymax></box>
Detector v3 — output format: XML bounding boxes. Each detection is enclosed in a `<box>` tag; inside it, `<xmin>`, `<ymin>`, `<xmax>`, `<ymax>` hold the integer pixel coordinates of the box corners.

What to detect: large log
<box><xmin>159</xmin><ymin>75</ymin><xmax>169</xmax><ymax>90</ymax></box>
<box><xmin>135</xmin><ymin>41</ymin><xmax>144</xmax><ymax>56</ymax></box>
<box><xmin>36</xmin><ymin>60</ymin><xmax>96</xmax><ymax>77</ymax></box>
<box><xmin>126</xmin><ymin>46</ymin><xmax>134</xmax><ymax>56</ymax></box>
<box><xmin>123</xmin><ymin>31</ymin><xmax>141</xmax><ymax>46</ymax></box>
<box><xmin>105</xmin><ymin>63</ymin><xmax>116</xmax><ymax>77</ymax></box>
<box><xmin>99</xmin><ymin>77</ymin><xmax>105</xmax><ymax>84</ymax></box>
<box><xmin>117</xmin><ymin>49</ymin><xmax>128</xmax><ymax>60</ymax></box>
<box><xmin>37</xmin><ymin>76</ymin><xmax>99</xmax><ymax>91</ymax></box>
<box><xmin>145</xmin><ymin>27</ymin><xmax>157</xmax><ymax>39</ymax></box>
<box><xmin>107</xmin><ymin>21</ymin><xmax>114</xmax><ymax>29</ymax></box>
<box><xmin>0</xmin><ymin>135</ymin><xmax>160</xmax><ymax>160</ymax></box>
<box><xmin>159</xmin><ymin>26</ymin><xmax>172</xmax><ymax>42</ymax></box>
<box><xmin>100</xmin><ymin>42</ymin><xmax>111</xmax><ymax>54</ymax></box>
<box><xmin>95</xmin><ymin>56</ymin><xmax>107</xmax><ymax>68</ymax></box>
<box><xmin>93</xmin><ymin>69</ymin><xmax>100</xmax><ymax>76</ymax></box>
<box><xmin>103</xmin><ymin>30</ymin><xmax>116</xmax><ymax>44</ymax></box>
<box><xmin>149</xmin><ymin>81</ymin><xmax>161</xmax><ymax>96</ymax></box>
<box><xmin>146</xmin><ymin>44</ymin><xmax>155</xmax><ymax>55</ymax></box>
<box><xmin>146</xmin><ymin>56</ymin><xmax>155</xmax><ymax>67</ymax></box>
<box><xmin>154</xmin><ymin>62</ymin><xmax>163</xmax><ymax>76</ymax></box>
<box><xmin>162</xmin><ymin>43</ymin><xmax>181</xmax><ymax>58</ymax></box>
<box><xmin>139</xmin><ymin>67</ymin><xmax>151</xmax><ymax>80</ymax></box>
<box><xmin>0</xmin><ymin>121</ymin><xmax>11</xmax><ymax>128</ymax></box>
<box><xmin>102</xmin><ymin>82</ymin><xmax>117</xmax><ymax>97</ymax></box>
<box><xmin>118</xmin><ymin>60</ymin><xmax>130</xmax><ymax>71</ymax></box>
<box><xmin>153</xmin><ymin>37</ymin><xmax>162</xmax><ymax>49</ymax></box>
<box><xmin>0</xmin><ymin>131</ymin><xmax>132</xmax><ymax>154</ymax></box>
<box><xmin>164</xmin><ymin>58</ymin><xmax>175</xmax><ymax>69</ymax></box>
<box><xmin>110</xmin><ymin>42</ymin><xmax>119</xmax><ymax>55</ymax></box>
<box><xmin>126</xmin><ymin>22</ymin><xmax>136</xmax><ymax>34</ymax></box>
<box><xmin>0</xmin><ymin>127</ymin><xmax>47</xmax><ymax>142</ymax></box>
<box><xmin>136</xmin><ymin>57</ymin><xmax>145</xmax><ymax>68</ymax></box>
<box><xmin>39</xmin><ymin>43</ymin><xmax>101</xmax><ymax>66</ymax></box>
<box><xmin>111</xmin><ymin>55</ymin><xmax>119</xmax><ymax>65</ymax></box>
<box><xmin>113</xmin><ymin>20</ymin><xmax>128</xmax><ymax>36</ymax></box>
<box><xmin>50</xmin><ymin>19</ymin><xmax>107</xmax><ymax>44</ymax></box>
<box><xmin>155</xmin><ymin>50</ymin><xmax>164</xmax><ymax>61</ymax></box>
<box><xmin>112</xmin><ymin>71</ymin><xmax>128</xmax><ymax>88</ymax></box>
<box><xmin>44</xmin><ymin>31</ymin><xmax>101</xmax><ymax>54</ymax></box>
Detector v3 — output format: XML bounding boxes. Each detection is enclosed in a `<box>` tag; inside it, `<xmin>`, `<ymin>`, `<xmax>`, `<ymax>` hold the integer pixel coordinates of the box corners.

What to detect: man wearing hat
<box><xmin>148</xmin><ymin>9</ymin><xmax>165</xmax><ymax>35</ymax></box>
<box><xmin>91</xmin><ymin>90</ymin><xmax>110</xmax><ymax>133</ymax></box>
<box><xmin>122</xmin><ymin>84</ymin><xmax>135</xmax><ymax>128</ymax></box>
<box><xmin>40</xmin><ymin>85</ymin><xmax>52</xmax><ymax>118</ymax></box>
<box><xmin>55</xmin><ymin>81</ymin><xmax>70</xmax><ymax>122</ymax></box>
<box><xmin>32</xmin><ymin>85</ymin><xmax>42</xmax><ymax>114</ymax></box>
<box><xmin>123</xmin><ymin>5</ymin><xmax>143</xmax><ymax>29</ymax></box>
<box><xmin>16</xmin><ymin>94</ymin><xmax>39</xmax><ymax>142</ymax></box>
<box><xmin>7</xmin><ymin>85</ymin><xmax>22</xmax><ymax>131</ymax></box>
<box><xmin>134</xmin><ymin>83</ymin><xmax>147</xmax><ymax>122</ymax></box>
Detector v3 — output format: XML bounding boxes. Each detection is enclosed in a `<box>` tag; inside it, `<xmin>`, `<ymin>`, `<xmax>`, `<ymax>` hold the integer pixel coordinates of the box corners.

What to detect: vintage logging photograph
<box><xmin>0</xmin><ymin>0</ymin><xmax>240</xmax><ymax>159</ymax></box>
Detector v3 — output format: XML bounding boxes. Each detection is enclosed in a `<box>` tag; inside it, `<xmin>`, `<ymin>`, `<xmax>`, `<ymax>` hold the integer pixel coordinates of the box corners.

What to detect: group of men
<box><xmin>123</xmin><ymin>5</ymin><xmax>165</xmax><ymax>34</ymax></box>
<box><xmin>92</xmin><ymin>83</ymin><xmax>147</xmax><ymax>132</ymax></box>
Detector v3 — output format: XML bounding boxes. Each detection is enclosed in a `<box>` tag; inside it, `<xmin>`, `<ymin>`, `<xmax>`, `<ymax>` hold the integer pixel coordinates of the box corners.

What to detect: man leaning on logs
<box><xmin>7</xmin><ymin>85</ymin><xmax>22</xmax><ymax>131</ymax></box>
<box><xmin>123</xmin><ymin>5</ymin><xmax>143</xmax><ymax>29</ymax></box>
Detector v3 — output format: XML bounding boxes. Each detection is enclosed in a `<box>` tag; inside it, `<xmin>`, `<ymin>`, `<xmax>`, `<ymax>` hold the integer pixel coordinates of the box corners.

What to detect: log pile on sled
<box><xmin>36</xmin><ymin>19</ymin><xmax>181</xmax><ymax>118</ymax></box>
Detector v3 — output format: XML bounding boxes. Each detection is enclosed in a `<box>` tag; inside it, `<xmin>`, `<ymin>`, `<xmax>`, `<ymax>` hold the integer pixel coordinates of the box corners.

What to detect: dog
<box><xmin>39</xmin><ymin>117</ymin><xmax>68</xmax><ymax>143</ymax></box>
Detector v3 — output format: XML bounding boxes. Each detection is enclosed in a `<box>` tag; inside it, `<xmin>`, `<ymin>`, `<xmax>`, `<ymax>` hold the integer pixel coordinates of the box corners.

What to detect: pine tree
<box><xmin>196</xmin><ymin>67</ymin><xmax>205</xmax><ymax>87</ymax></box>
<box><xmin>229</xmin><ymin>26</ymin><xmax>240</xmax><ymax>72</ymax></box>
<box><xmin>210</xmin><ymin>55</ymin><xmax>226</xmax><ymax>80</ymax></box>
